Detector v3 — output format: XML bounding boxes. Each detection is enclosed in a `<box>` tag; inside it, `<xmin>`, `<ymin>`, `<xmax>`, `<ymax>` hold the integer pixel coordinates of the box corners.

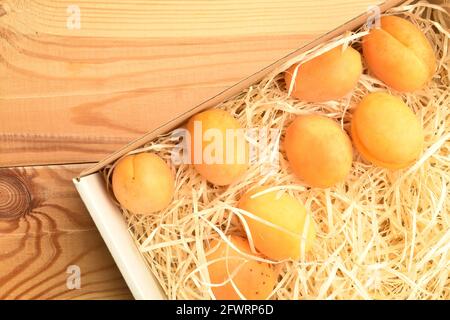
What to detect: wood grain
<box><xmin>2</xmin><ymin>0</ymin><xmax>384</xmax><ymax>37</ymax></box>
<box><xmin>0</xmin><ymin>164</ymin><xmax>132</xmax><ymax>299</ymax></box>
<box><xmin>0</xmin><ymin>0</ymin><xmax>383</xmax><ymax>167</ymax></box>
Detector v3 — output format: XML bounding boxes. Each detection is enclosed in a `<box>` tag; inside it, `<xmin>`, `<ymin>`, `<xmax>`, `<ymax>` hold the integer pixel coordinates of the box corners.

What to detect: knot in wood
<box><xmin>0</xmin><ymin>171</ymin><xmax>32</xmax><ymax>220</ymax></box>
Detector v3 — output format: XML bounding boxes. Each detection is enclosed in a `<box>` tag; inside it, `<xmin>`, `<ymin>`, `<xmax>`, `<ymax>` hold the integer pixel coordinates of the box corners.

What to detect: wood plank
<box><xmin>0</xmin><ymin>163</ymin><xmax>132</xmax><ymax>299</ymax></box>
<box><xmin>2</xmin><ymin>0</ymin><xmax>383</xmax><ymax>38</ymax></box>
<box><xmin>0</xmin><ymin>0</ymin><xmax>382</xmax><ymax>167</ymax></box>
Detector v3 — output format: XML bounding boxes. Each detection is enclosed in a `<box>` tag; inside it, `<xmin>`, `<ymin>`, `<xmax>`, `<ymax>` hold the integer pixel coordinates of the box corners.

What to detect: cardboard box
<box><xmin>73</xmin><ymin>0</ymin><xmax>412</xmax><ymax>300</ymax></box>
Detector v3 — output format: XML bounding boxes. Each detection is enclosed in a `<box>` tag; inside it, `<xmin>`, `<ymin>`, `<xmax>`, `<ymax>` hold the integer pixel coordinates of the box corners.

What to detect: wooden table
<box><xmin>0</xmin><ymin>0</ymin><xmax>382</xmax><ymax>299</ymax></box>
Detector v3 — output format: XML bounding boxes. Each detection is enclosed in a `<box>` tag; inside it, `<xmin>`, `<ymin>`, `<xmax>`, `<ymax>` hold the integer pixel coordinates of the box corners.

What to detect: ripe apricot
<box><xmin>284</xmin><ymin>115</ymin><xmax>353</xmax><ymax>188</ymax></box>
<box><xmin>351</xmin><ymin>92</ymin><xmax>423</xmax><ymax>169</ymax></box>
<box><xmin>238</xmin><ymin>186</ymin><xmax>316</xmax><ymax>261</ymax></box>
<box><xmin>112</xmin><ymin>153</ymin><xmax>174</xmax><ymax>214</ymax></box>
<box><xmin>363</xmin><ymin>16</ymin><xmax>435</xmax><ymax>92</ymax></box>
<box><xmin>206</xmin><ymin>235</ymin><xmax>276</xmax><ymax>300</ymax></box>
<box><xmin>285</xmin><ymin>46</ymin><xmax>362</xmax><ymax>102</ymax></box>
<box><xmin>186</xmin><ymin>109</ymin><xmax>248</xmax><ymax>186</ymax></box>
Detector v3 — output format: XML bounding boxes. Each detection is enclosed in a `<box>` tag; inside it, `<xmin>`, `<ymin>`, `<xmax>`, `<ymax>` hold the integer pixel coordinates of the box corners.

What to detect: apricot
<box><xmin>238</xmin><ymin>186</ymin><xmax>316</xmax><ymax>261</ymax></box>
<box><xmin>112</xmin><ymin>153</ymin><xmax>174</xmax><ymax>214</ymax></box>
<box><xmin>363</xmin><ymin>16</ymin><xmax>435</xmax><ymax>92</ymax></box>
<box><xmin>351</xmin><ymin>92</ymin><xmax>423</xmax><ymax>169</ymax></box>
<box><xmin>206</xmin><ymin>235</ymin><xmax>277</xmax><ymax>300</ymax></box>
<box><xmin>186</xmin><ymin>109</ymin><xmax>248</xmax><ymax>186</ymax></box>
<box><xmin>285</xmin><ymin>46</ymin><xmax>362</xmax><ymax>102</ymax></box>
<box><xmin>284</xmin><ymin>114</ymin><xmax>353</xmax><ymax>188</ymax></box>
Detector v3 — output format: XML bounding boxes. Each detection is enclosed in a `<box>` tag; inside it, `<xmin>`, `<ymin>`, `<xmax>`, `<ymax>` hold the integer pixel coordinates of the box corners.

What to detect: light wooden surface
<box><xmin>0</xmin><ymin>0</ymin><xmax>381</xmax><ymax>299</ymax></box>
<box><xmin>0</xmin><ymin>164</ymin><xmax>131</xmax><ymax>299</ymax></box>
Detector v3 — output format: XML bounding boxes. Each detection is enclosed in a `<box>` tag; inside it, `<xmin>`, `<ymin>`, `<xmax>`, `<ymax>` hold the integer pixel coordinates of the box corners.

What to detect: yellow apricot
<box><xmin>351</xmin><ymin>92</ymin><xmax>423</xmax><ymax>169</ymax></box>
<box><xmin>238</xmin><ymin>186</ymin><xmax>316</xmax><ymax>261</ymax></box>
<box><xmin>285</xmin><ymin>46</ymin><xmax>362</xmax><ymax>102</ymax></box>
<box><xmin>206</xmin><ymin>235</ymin><xmax>277</xmax><ymax>300</ymax></box>
<box><xmin>112</xmin><ymin>153</ymin><xmax>174</xmax><ymax>214</ymax></box>
<box><xmin>284</xmin><ymin>115</ymin><xmax>353</xmax><ymax>188</ymax></box>
<box><xmin>363</xmin><ymin>16</ymin><xmax>435</xmax><ymax>92</ymax></box>
<box><xmin>186</xmin><ymin>109</ymin><xmax>248</xmax><ymax>186</ymax></box>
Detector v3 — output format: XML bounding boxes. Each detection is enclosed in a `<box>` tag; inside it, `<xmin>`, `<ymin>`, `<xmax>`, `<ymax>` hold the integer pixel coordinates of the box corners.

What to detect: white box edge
<box><xmin>73</xmin><ymin>173</ymin><xmax>166</xmax><ymax>300</ymax></box>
